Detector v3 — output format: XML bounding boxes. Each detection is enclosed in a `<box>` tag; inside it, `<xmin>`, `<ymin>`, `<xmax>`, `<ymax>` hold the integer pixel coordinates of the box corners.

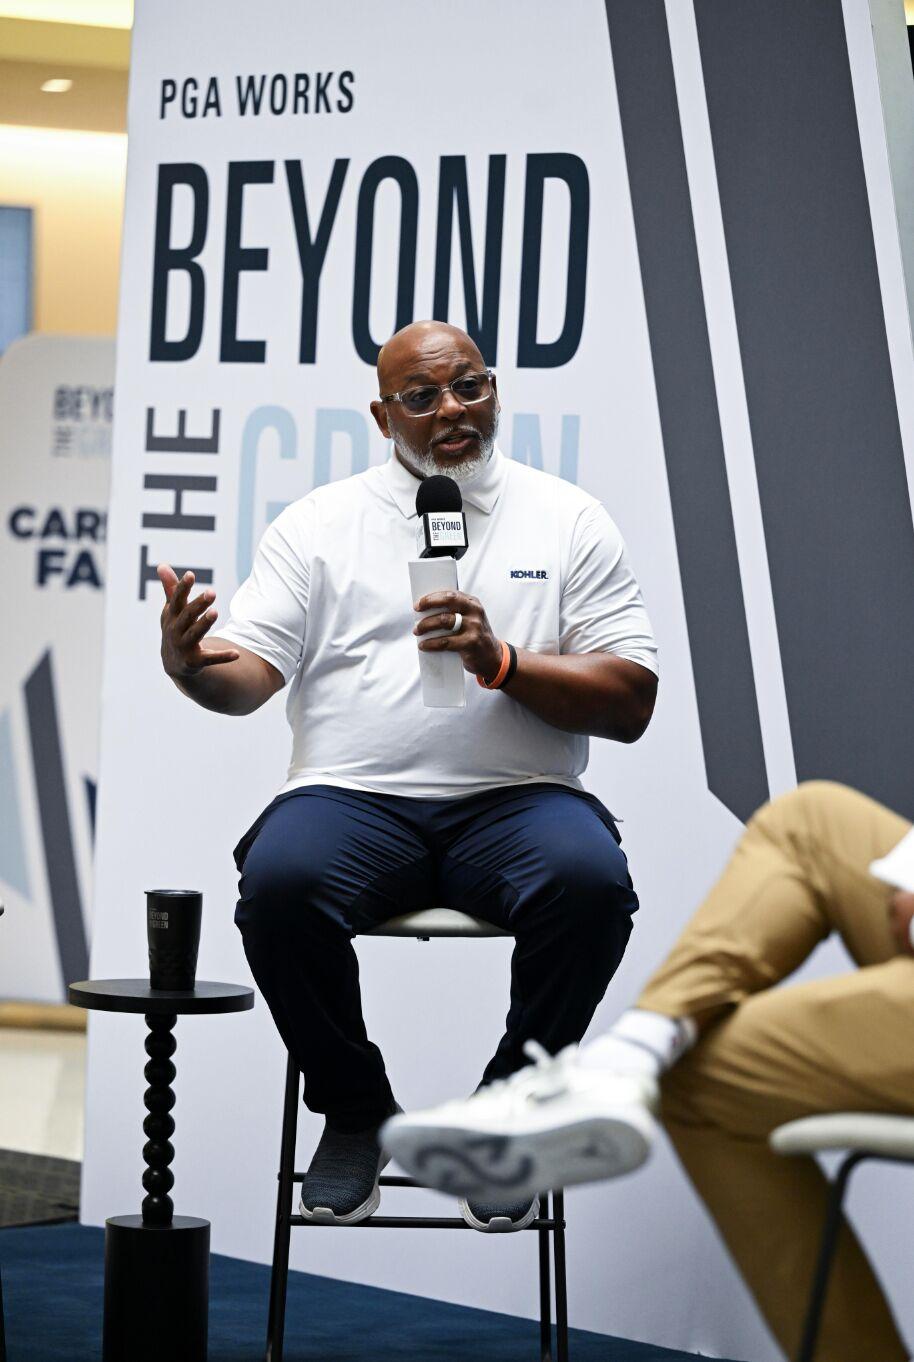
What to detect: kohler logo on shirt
<box><xmin>510</xmin><ymin>569</ymin><xmax>549</xmax><ymax>579</ymax></box>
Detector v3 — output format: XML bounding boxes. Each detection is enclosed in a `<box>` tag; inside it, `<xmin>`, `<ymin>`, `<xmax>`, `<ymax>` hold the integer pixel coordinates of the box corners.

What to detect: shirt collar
<box><xmin>379</xmin><ymin>445</ymin><xmax>507</xmax><ymax>520</ymax></box>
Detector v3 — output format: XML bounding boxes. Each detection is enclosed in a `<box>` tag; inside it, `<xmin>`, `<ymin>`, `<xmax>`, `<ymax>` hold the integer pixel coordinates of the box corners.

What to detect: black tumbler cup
<box><xmin>146</xmin><ymin>889</ymin><xmax>202</xmax><ymax>991</ymax></box>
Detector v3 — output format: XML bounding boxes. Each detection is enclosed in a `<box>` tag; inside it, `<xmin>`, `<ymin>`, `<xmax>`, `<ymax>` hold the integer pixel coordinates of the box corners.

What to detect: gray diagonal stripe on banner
<box><xmin>0</xmin><ymin>708</ymin><xmax>31</xmax><ymax>899</ymax></box>
<box><xmin>24</xmin><ymin>650</ymin><xmax>89</xmax><ymax>989</ymax></box>
<box><xmin>695</xmin><ymin>0</ymin><xmax>914</xmax><ymax>820</ymax></box>
<box><xmin>604</xmin><ymin>0</ymin><xmax>768</xmax><ymax>823</ymax></box>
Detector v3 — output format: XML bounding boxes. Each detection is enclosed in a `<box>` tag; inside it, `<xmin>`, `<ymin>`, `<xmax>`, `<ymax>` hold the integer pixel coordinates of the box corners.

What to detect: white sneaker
<box><xmin>458</xmin><ymin>1193</ymin><xmax>540</xmax><ymax>1233</ymax></box>
<box><xmin>381</xmin><ymin>1041</ymin><xmax>658</xmax><ymax>1199</ymax></box>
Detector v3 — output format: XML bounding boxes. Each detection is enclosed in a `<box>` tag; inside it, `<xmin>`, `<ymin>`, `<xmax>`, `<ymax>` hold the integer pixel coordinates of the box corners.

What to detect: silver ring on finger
<box><xmin>448</xmin><ymin>611</ymin><xmax>463</xmax><ymax>635</ymax></box>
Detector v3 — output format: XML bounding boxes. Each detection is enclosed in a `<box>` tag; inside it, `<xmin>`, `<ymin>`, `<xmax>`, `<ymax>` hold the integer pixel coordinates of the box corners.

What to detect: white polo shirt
<box><xmin>219</xmin><ymin>445</ymin><xmax>658</xmax><ymax>800</ymax></box>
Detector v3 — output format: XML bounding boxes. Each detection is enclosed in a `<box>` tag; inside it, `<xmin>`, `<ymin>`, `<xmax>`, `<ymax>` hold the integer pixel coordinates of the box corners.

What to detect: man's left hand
<box><xmin>414</xmin><ymin>590</ymin><xmax>503</xmax><ymax>682</ymax></box>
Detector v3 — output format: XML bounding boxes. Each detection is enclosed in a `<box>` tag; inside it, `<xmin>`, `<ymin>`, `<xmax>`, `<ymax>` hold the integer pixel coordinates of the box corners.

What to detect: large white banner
<box><xmin>0</xmin><ymin>334</ymin><xmax>112</xmax><ymax>1003</ymax></box>
<box><xmin>84</xmin><ymin>2</ymin><xmax>914</xmax><ymax>1356</ymax></box>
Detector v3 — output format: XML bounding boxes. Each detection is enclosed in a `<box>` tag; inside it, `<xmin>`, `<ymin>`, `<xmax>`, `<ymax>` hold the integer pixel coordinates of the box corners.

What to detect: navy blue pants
<box><xmin>234</xmin><ymin>782</ymin><xmax>638</xmax><ymax>1130</ymax></box>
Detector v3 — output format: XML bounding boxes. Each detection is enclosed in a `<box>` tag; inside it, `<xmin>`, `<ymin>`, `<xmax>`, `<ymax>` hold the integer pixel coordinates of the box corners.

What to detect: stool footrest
<box><xmin>290</xmin><ymin>1214</ymin><xmax>560</xmax><ymax>1230</ymax></box>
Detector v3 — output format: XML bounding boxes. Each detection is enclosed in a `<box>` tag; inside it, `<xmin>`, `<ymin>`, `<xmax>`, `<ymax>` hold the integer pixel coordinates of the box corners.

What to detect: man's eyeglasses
<box><xmin>379</xmin><ymin>369</ymin><xmax>494</xmax><ymax>417</ymax></box>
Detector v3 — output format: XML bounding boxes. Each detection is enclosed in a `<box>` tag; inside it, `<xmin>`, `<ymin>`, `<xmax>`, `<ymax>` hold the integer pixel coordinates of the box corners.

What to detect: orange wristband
<box><xmin>477</xmin><ymin>640</ymin><xmax>511</xmax><ymax>689</ymax></box>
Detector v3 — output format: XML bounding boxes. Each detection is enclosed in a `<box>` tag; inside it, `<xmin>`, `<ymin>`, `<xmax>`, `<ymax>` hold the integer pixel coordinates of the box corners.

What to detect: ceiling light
<box><xmin>40</xmin><ymin>78</ymin><xmax>73</xmax><ymax>93</ymax></box>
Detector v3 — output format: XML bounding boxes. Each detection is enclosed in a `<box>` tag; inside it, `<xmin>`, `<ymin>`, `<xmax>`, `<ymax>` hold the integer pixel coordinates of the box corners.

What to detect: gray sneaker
<box><xmin>459</xmin><ymin>1194</ymin><xmax>540</xmax><ymax>1233</ymax></box>
<box><xmin>299</xmin><ymin>1108</ymin><xmax>400</xmax><ymax>1226</ymax></box>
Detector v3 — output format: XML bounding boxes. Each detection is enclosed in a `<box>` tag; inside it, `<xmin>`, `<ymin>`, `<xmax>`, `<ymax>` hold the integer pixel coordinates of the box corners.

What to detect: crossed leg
<box><xmin>639</xmin><ymin>782</ymin><xmax>914</xmax><ymax>1361</ymax></box>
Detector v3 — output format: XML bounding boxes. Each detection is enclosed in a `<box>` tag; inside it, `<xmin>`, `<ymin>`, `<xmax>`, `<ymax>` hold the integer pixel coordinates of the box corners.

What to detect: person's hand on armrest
<box><xmin>157</xmin><ymin>565</ymin><xmax>285</xmax><ymax>715</ymax></box>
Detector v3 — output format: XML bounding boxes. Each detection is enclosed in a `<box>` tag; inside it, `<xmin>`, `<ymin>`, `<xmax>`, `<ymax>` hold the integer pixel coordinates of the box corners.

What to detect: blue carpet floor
<box><xmin>0</xmin><ymin>1223</ymin><xmax>727</xmax><ymax>1360</ymax></box>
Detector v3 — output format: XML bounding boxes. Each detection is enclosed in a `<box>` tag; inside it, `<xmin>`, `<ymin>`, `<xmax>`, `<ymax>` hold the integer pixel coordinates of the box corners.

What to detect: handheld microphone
<box><xmin>415</xmin><ymin>476</ymin><xmax>469</xmax><ymax>559</ymax></box>
<box><xmin>408</xmin><ymin>475</ymin><xmax>467</xmax><ymax>709</ymax></box>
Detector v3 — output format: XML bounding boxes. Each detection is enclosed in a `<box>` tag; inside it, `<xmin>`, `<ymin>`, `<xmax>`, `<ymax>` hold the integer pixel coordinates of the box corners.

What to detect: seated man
<box><xmin>156</xmin><ymin>319</ymin><xmax>658</xmax><ymax>1232</ymax></box>
<box><xmin>385</xmin><ymin>781</ymin><xmax>914</xmax><ymax>1359</ymax></box>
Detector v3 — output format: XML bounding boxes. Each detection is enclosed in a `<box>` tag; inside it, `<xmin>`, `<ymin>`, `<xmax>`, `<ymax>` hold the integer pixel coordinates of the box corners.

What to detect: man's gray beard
<box><xmin>395</xmin><ymin>416</ymin><xmax>498</xmax><ymax>486</ymax></box>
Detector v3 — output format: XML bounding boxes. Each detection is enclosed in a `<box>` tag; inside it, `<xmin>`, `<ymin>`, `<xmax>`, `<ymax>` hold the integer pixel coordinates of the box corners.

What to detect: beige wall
<box><xmin>0</xmin><ymin>122</ymin><xmax>125</xmax><ymax>336</ymax></box>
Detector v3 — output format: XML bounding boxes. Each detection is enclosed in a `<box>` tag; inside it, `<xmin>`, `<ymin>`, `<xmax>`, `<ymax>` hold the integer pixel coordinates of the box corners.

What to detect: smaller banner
<box><xmin>0</xmin><ymin>333</ymin><xmax>112</xmax><ymax>1003</ymax></box>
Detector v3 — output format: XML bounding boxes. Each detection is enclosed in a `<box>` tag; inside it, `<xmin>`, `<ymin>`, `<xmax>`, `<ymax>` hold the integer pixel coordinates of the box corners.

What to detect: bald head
<box><xmin>370</xmin><ymin>320</ymin><xmax>499</xmax><ymax>486</ymax></box>
<box><xmin>376</xmin><ymin>320</ymin><xmax>485</xmax><ymax>395</ymax></box>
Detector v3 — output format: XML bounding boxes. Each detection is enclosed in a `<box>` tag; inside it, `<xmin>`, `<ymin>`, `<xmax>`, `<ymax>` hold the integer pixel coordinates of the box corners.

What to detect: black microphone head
<box><xmin>416</xmin><ymin>475</ymin><xmax>463</xmax><ymax>518</ymax></box>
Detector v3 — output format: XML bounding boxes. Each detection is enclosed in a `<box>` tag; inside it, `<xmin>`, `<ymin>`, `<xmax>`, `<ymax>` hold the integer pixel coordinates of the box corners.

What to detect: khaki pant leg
<box><xmin>661</xmin><ymin>957</ymin><xmax>914</xmax><ymax>1362</ymax></box>
<box><xmin>639</xmin><ymin>781</ymin><xmax>909</xmax><ymax>1022</ymax></box>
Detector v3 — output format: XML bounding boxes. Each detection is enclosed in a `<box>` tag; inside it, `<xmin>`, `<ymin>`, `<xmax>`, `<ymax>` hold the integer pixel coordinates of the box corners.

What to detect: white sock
<box><xmin>579</xmin><ymin>1009</ymin><xmax>697</xmax><ymax>1078</ymax></box>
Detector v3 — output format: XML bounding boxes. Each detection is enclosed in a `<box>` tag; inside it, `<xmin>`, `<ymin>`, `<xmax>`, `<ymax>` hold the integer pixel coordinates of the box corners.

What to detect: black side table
<box><xmin>69</xmin><ymin>979</ymin><xmax>254</xmax><ymax>1362</ymax></box>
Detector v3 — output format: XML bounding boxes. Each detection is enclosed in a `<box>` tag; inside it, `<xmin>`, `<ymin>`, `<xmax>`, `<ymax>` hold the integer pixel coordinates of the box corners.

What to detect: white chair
<box><xmin>771</xmin><ymin>1112</ymin><xmax>914</xmax><ymax>1362</ymax></box>
<box><xmin>266</xmin><ymin>909</ymin><xmax>570</xmax><ymax>1362</ymax></box>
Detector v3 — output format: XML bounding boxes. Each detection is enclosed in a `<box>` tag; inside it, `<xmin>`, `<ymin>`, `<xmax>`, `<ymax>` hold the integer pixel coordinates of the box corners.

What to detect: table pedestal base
<box><xmin>103</xmin><ymin>1215</ymin><xmax>210</xmax><ymax>1362</ymax></box>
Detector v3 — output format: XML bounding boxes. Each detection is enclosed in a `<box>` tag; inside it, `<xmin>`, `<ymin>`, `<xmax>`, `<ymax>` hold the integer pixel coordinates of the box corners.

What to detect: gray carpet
<box><xmin>0</xmin><ymin>1150</ymin><xmax>79</xmax><ymax>1228</ymax></box>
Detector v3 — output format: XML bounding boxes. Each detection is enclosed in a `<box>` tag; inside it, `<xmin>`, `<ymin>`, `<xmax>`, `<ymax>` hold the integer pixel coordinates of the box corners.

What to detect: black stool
<box><xmin>266</xmin><ymin>907</ymin><xmax>570</xmax><ymax>1362</ymax></box>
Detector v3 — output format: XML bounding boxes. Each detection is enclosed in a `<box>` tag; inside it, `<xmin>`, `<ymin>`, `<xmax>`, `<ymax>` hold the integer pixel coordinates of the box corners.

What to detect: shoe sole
<box><xmin>458</xmin><ymin>1195</ymin><xmax>540</xmax><ymax>1233</ymax></box>
<box><xmin>383</xmin><ymin>1109</ymin><xmax>654</xmax><ymax>1199</ymax></box>
<box><xmin>299</xmin><ymin>1149</ymin><xmax>391</xmax><ymax>1226</ymax></box>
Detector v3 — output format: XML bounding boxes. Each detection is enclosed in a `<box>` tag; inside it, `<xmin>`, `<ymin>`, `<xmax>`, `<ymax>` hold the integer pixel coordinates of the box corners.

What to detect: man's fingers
<box><xmin>414</xmin><ymin>611</ymin><xmax>464</xmax><ymax>637</ymax></box>
<box><xmin>175</xmin><ymin>590</ymin><xmax>216</xmax><ymax>636</ymax></box>
<box><xmin>418</xmin><ymin>634</ymin><xmax>463</xmax><ymax>651</ymax></box>
<box><xmin>414</xmin><ymin>590</ymin><xmax>469</xmax><ymax>613</ymax></box>
<box><xmin>157</xmin><ymin>563</ymin><xmax>179</xmax><ymax>599</ymax></box>
<box><xmin>195</xmin><ymin>647</ymin><xmax>240</xmax><ymax>668</ymax></box>
<box><xmin>169</xmin><ymin>570</ymin><xmax>195</xmax><ymax>614</ymax></box>
<box><xmin>183</xmin><ymin>607</ymin><xmax>219</xmax><ymax>646</ymax></box>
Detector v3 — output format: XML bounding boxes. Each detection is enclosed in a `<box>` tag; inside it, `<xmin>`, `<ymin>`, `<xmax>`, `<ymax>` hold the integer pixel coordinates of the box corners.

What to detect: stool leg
<box><xmin>796</xmin><ymin>1153</ymin><xmax>864</xmax><ymax>1362</ymax></box>
<box><xmin>553</xmin><ymin>1191</ymin><xmax>569</xmax><ymax>1362</ymax></box>
<box><xmin>538</xmin><ymin>1191</ymin><xmax>553</xmax><ymax>1361</ymax></box>
<box><xmin>266</xmin><ymin>1055</ymin><xmax>301</xmax><ymax>1362</ymax></box>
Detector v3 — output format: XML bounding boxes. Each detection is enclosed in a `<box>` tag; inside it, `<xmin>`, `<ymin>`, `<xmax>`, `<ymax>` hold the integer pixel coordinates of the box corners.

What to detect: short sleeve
<box><xmin>559</xmin><ymin>503</ymin><xmax>658</xmax><ymax>675</ymax></box>
<box><xmin>217</xmin><ymin>502</ymin><xmax>312</xmax><ymax>685</ymax></box>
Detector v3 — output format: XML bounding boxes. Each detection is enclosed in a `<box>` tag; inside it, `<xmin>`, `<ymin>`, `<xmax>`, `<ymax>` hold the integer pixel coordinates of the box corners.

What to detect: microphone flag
<box><xmin>415</xmin><ymin>475</ymin><xmax>469</xmax><ymax>559</ymax></box>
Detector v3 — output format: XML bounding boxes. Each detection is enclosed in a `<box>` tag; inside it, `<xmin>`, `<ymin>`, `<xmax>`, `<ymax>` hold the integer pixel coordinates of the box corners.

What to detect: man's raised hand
<box><xmin>158</xmin><ymin>565</ymin><xmax>240</xmax><ymax>679</ymax></box>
